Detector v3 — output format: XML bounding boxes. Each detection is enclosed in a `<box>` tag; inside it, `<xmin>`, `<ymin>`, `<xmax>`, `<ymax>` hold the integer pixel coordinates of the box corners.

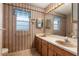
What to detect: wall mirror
<box><xmin>48</xmin><ymin>3</ymin><xmax>74</xmax><ymax>37</ymax></box>
<box><xmin>36</xmin><ymin>19</ymin><xmax>43</xmax><ymax>29</ymax></box>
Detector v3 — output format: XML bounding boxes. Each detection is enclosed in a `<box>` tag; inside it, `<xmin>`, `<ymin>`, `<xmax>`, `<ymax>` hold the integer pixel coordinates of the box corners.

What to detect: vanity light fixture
<box><xmin>46</xmin><ymin>3</ymin><xmax>64</xmax><ymax>13</ymax></box>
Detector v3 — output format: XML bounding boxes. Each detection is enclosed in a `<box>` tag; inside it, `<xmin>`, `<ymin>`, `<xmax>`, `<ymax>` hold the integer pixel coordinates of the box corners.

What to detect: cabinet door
<box><xmin>53</xmin><ymin>45</ymin><xmax>64</xmax><ymax>56</ymax></box>
<box><xmin>42</xmin><ymin>43</ymin><xmax>48</xmax><ymax>56</ymax></box>
<box><xmin>48</xmin><ymin>43</ymin><xmax>54</xmax><ymax>56</ymax></box>
<box><xmin>54</xmin><ymin>45</ymin><xmax>75</xmax><ymax>56</ymax></box>
<box><xmin>35</xmin><ymin>37</ymin><xmax>39</xmax><ymax>51</ymax></box>
<box><xmin>48</xmin><ymin>49</ymin><xmax>53</xmax><ymax>56</ymax></box>
<box><xmin>42</xmin><ymin>44</ymin><xmax>47</xmax><ymax>56</ymax></box>
<box><xmin>35</xmin><ymin>36</ymin><xmax>42</xmax><ymax>55</ymax></box>
<box><xmin>38</xmin><ymin>39</ymin><xmax>42</xmax><ymax>54</ymax></box>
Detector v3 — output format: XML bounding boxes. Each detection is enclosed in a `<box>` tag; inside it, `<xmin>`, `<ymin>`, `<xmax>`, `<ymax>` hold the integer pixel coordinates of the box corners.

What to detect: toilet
<box><xmin>0</xmin><ymin>48</ymin><xmax>8</xmax><ymax>56</ymax></box>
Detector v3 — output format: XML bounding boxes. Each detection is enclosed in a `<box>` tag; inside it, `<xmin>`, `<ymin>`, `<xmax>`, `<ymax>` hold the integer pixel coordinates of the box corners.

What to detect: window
<box><xmin>53</xmin><ymin>16</ymin><xmax>61</xmax><ymax>31</ymax></box>
<box><xmin>15</xmin><ymin>9</ymin><xmax>31</xmax><ymax>31</ymax></box>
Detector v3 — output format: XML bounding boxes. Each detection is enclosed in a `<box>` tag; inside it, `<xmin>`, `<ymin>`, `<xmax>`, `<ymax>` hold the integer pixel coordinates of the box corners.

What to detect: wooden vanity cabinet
<box><xmin>48</xmin><ymin>43</ymin><xmax>54</xmax><ymax>56</ymax></box>
<box><xmin>35</xmin><ymin>36</ymin><xmax>76</xmax><ymax>56</ymax></box>
<box><xmin>48</xmin><ymin>43</ymin><xmax>62</xmax><ymax>56</ymax></box>
<box><xmin>35</xmin><ymin>36</ymin><xmax>42</xmax><ymax>55</ymax></box>
<box><xmin>35</xmin><ymin>36</ymin><xmax>48</xmax><ymax>56</ymax></box>
<box><xmin>48</xmin><ymin>43</ymin><xmax>75</xmax><ymax>56</ymax></box>
<box><xmin>38</xmin><ymin>39</ymin><xmax>42</xmax><ymax>54</ymax></box>
<box><xmin>54</xmin><ymin>45</ymin><xmax>75</xmax><ymax>56</ymax></box>
<box><xmin>41</xmin><ymin>40</ymin><xmax>48</xmax><ymax>56</ymax></box>
<box><xmin>35</xmin><ymin>36</ymin><xmax>39</xmax><ymax>51</ymax></box>
<box><xmin>54</xmin><ymin>45</ymin><xmax>64</xmax><ymax>56</ymax></box>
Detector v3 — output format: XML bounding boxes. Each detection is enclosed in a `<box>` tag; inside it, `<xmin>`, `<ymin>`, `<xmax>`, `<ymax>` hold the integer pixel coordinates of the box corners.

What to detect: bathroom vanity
<box><xmin>35</xmin><ymin>34</ymin><xmax>77</xmax><ymax>56</ymax></box>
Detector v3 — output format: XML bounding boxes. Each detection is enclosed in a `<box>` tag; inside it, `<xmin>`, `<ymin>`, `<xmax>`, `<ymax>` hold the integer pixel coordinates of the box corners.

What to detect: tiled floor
<box><xmin>6</xmin><ymin>49</ymin><xmax>40</xmax><ymax>56</ymax></box>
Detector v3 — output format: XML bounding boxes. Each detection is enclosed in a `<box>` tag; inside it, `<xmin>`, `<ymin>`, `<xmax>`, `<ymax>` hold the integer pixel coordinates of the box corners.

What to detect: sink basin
<box><xmin>39</xmin><ymin>35</ymin><xmax>54</xmax><ymax>37</ymax></box>
<box><xmin>56</xmin><ymin>40</ymin><xmax>76</xmax><ymax>48</ymax></box>
<box><xmin>39</xmin><ymin>35</ymin><xmax>46</xmax><ymax>37</ymax></box>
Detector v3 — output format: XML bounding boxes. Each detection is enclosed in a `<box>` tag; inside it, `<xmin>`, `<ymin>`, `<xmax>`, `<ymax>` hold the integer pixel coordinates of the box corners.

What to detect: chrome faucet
<box><xmin>64</xmin><ymin>37</ymin><xmax>69</xmax><ymax>44</ymax></box>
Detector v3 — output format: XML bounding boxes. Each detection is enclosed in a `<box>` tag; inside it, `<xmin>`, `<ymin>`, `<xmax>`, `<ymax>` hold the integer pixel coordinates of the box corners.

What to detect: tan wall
<box><xmin>3</xmin><ymin>3</ymin><xmax>44</xmax><ymax>52</ymax></box>
<box><xmin>66</xmin><ymin>14</ymin><xmax>73</xmax><ymax>37</ymax></box>
<box><xmin>66</xmin><ymin>3</ymin><xmax>78</xmax><ymax>37</ymax></box>
<box><xmin>7</xmin><ymin>3</ymin><xmax>45</xmax><ymax>34</ymax></box>
<box><xmin>73</xmin><ymin>3</ymin><xmax>78</xmax><ymax>22</ymax></box>
<box><xmin>31</xmin><ymin>10</ymin><xmax>44</xmax><ymax>34</ymax></box>
<box><xmin>73</xmin><ymin>3</ymin><xmax>78</xmax><ymax>36</ymax></box>
<box><xmin>45</xmin><ymin>14</ymin><xmax>53</xmax><ymax>34</ymax></box>
<box><xmin>0</xmin><ymin>3</ymin><xmax>3</xmax><ymax>55</ymax></box>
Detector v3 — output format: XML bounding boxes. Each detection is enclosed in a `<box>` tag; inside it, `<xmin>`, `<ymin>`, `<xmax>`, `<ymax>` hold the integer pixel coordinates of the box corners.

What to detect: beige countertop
<box><xmin>36</xmin><ymin>34</ymin><xmax>77</xmax><ymax>55</ymax></box>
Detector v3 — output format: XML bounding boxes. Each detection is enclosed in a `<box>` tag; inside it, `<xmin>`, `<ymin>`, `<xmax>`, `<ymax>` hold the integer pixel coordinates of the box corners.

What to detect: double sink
<box><xmin>39</xmin><ymin>34</ymin><xmax>77</xmax><ymax>48</ymax></box>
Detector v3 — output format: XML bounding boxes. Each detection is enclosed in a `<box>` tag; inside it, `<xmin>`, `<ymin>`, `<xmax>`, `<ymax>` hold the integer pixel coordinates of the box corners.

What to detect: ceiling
<box><xmin>53</xmin><ymin>4</ymin><xmax>72</xmax><ymax>15</ymax></box>
<box><xmin>30</xmin><ymin>3</ymin><xmax>50</xmax><ymax>8</ymax></box>
<box><xmin>29</xmin><ymin>3</ymin><xmax>72</xmax><ymax>15</ymax></box>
